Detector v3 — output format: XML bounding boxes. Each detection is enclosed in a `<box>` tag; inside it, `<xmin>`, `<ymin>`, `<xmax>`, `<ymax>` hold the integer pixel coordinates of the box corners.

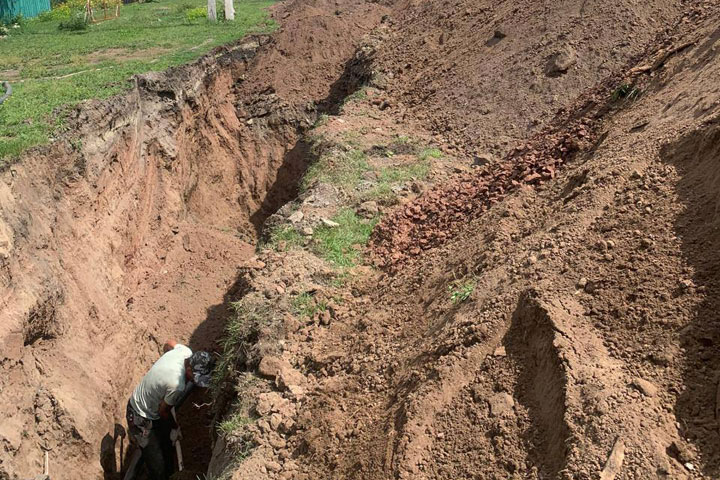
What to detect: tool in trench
<box><xmin>122</xmin><ymin>381</ymin><xmax>195</xmax><ymax>480</ymax></box>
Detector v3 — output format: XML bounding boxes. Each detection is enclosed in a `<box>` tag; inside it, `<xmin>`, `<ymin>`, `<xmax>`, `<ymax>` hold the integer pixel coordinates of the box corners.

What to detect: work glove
<box><xmin>170</xmin><ymin>428</ymin><xmax>182</xmax><ymax>444</ymax></box>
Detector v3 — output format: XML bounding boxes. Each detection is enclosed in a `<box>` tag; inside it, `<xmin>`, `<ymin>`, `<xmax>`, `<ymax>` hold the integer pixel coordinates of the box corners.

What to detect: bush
<box><xmin>37</xmin><ymin>4</ymin><xmax>72</xmax><ymax>21</ymax></box>
<box><xmin>58</xmin><ymin>15</ymin><xmax>88</xmax><ymax>31</ymax></box>
<box><xmin>185</xmin><ymin>6</ymin><xmax>206</xmax><ymax>22</ymax></box>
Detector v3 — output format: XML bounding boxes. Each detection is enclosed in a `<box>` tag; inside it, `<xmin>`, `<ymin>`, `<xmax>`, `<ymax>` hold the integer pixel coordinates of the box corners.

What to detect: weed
<box><xmin>291</xmin><ymin>292</ymin><xmax>327</xmax><ymax>318</ymax></box>
<box><xmin>211</xmin><ymin>300</ymin><xmax>271</xmax><ymax>396</ymax></box>
<box><xmin>265</xmin><ymin>225</ymin><xmax>303</xmax><ymax>251</ymax></box>
<box><xmin>340</xmin><ymin>87</ymin><xmax>367</xmax><ymax>110</ymax></box>
<box><xmin>611</xmin><ymin>83</ymin><xmax>642</xmax><ymax>102</ymax></box>
<box><xmin>313</xmin><ymin>113</ymin><xmax>329</xmax><ymax>128</ymax></box>
<box><xmin>312</xmin><ymin>208</ymin><xmax>377</xmax><ymax>267</ymax></box>
<box><xmin>184</xmin><ymin>6</ymin><xmax>206</xmax><ymax>23</ymax></box>
<box><xmin>418</xmin><ymin>147</ymin><xmax>443</xmax><ymax>161</ymax></box>
<box><xmin>301</xmin><ymin>148</ymin><xmax>370</xmax><ymax>192</ymax></box>
<box><xmin>218</xmin><ymin>410</ymin><xmax>254</xmax><ymax>435</ymax></box>
<box><xmin>448</xmin><ymin>279</ymin><xmax>476</xmax><ymax>304</ymax></box>
<box><xmin>58</xmin><ymin>15</ymin><xmax>88</xmax><ymax>31</ymax></box>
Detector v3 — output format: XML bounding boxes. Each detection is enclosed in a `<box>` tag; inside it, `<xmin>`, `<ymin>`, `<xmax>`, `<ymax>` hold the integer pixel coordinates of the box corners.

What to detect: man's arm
<box><xmin>162</xmin><ymin>339</ymin><xmax>178</xmax><ymax>353</ymax></box>
<box><xmin>158</xmin><ymin>400</ymin><xmax>178</xmax><ymax>428</ymax></box>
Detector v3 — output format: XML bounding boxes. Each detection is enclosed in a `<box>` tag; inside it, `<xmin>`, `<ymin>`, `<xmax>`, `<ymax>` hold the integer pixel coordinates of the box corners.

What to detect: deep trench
<box><xmin>104</xmin><ymin>41</ymin><xmax>372</xmax><ymax>480</ymax></box>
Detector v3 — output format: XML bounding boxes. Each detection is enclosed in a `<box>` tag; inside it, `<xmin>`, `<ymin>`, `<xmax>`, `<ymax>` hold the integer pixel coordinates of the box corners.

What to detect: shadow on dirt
<box><xmin>662</xmin><ymin>118</ymin><xmax>720</xmax><ymax>476</ymax></box>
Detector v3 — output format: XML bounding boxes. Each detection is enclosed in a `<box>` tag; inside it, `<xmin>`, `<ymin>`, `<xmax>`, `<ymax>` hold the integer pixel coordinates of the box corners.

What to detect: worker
<box><xmin>126</xmin><ymin>340</ymin><xmax>214</xmax><ymax>480</ymax></box>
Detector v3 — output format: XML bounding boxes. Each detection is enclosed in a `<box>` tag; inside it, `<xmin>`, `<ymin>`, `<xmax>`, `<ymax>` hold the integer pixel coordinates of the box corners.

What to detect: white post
<box><xmin>207</xmin><ymin>0</ymin><xmax>217</xmax><ymax>22</ymax></box>
<box><xmin>224</xmin><ymin>0</ymin><xmax>234</xmax><ymax>21</ymax></box>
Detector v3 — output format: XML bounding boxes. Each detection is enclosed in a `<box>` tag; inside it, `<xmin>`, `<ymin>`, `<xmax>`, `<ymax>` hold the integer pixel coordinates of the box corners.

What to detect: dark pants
<box><xmin>126</xmin><ymin>402</ymin><xmax>175</xmax><ymax>480</ymax></box>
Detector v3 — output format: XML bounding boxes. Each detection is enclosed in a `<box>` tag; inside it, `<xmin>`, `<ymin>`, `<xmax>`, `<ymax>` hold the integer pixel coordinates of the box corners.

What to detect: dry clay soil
<box><xmin>2</xmin><ymin>0</ymin><xmax>720</xmax><ymax>479</ymax></box>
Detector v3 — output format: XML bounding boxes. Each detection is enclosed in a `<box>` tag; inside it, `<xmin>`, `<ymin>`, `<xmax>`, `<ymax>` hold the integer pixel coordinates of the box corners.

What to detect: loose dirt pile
<box><xmin>204</xmin><ymin>1</ymin><xmax>720</xmax><ymax>480</ymax></box>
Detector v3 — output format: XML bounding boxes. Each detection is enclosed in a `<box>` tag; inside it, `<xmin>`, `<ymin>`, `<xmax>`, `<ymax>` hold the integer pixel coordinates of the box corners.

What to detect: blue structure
<box><xmin>0</xmin><ymin>0</ymin><xmax>51</xmax><ymax>20</ymax></box>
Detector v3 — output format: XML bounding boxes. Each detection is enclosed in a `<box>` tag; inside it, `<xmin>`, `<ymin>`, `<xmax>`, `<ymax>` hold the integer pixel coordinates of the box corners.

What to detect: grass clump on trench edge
<box><xmin>0</xmin><ymin>0</ymin><xmax>277</xmax><ymax>163</ymax></box>
<box><xmin>264</xmin><ymin>224</ymin><xmax>304</xmax><ymax>251</ymax></box>
<box><xmin>312</xmin><ymin>208</ymin><xmax>377</xmax><ymax>267</ymax></box>
<box><xmin>291</xmin><ymin>291</ymin><xmax>327</xmax><ymax>318</ymax></box>
<box><xmin>211</xmin><ymin>298</ymin><xmax>271</xmax><ymax>399</ymax></box>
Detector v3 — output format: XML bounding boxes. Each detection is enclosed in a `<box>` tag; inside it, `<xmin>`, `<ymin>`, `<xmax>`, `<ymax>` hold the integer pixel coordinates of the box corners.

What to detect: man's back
<box><xmin>130</xmin><ymin>344</ymin><xmax>192</xmax><ymax>420</ymax></box>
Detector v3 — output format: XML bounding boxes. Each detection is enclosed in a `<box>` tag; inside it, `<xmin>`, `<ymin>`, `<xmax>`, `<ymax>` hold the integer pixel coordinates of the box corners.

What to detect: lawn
<box><xmin>0</xmin><ymin>0</ymin><xmax>276</xmax><ymax>161</ymax></box>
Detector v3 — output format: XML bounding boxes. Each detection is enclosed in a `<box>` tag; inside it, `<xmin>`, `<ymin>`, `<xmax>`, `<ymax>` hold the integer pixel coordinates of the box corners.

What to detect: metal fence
<box><xmin>0</xmin><ymin>0</ymin><xmax>51</xmax><ymax>20</ymax></box>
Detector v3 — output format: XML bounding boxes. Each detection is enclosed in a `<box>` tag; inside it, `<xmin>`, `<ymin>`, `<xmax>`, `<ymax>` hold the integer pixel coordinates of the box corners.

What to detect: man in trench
<box><xmin>126</xmin><ymin>340</ymin><xmax>214</xmax><ymax>480</ymax></box>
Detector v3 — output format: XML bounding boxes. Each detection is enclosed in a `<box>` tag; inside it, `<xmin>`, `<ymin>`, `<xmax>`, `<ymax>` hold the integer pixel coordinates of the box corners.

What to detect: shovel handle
<box><xmin>171</xmin><ymin>407</ymin><xmax>184</xmax><ymax>471</ymax></box>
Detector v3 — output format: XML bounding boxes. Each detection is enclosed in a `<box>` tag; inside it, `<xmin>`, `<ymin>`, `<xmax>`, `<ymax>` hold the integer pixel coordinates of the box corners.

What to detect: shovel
<box><xmin>171</xmin><ymin>407</ymin><xmax>184</xmax><ymax>471</ymax></box>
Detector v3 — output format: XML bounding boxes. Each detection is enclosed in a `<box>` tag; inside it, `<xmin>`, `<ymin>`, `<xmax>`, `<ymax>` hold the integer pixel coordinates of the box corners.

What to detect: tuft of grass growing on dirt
<box><xmin>265</xmin><ymin>225</ymin><xmax>304</xmax><ymax>251</ymax></box>
<box><xmin>291</xmin><ymin>291</ymin><xmax>327</xmax><ymax>318</ymax></box>
<box><xmin>611</xmin><ymin>83</ymin><xmax>642</xmax><ymax>102</ymax></box>
<box><xmin>362</xmin><ymin>160</ymin><xmax>431</xmax><ymax>204</ymax></box>
<box><xmin>218</xmin><ymin>409</ymin><xmax>254</xmax><ymax>435</ymax></box>
<box><xmin>312</xmin><ymin>208</ymin><xmax>377</xmax><ymax>267</ymax></box>
<box><xmin>340</xmin><ymin>87</ymin><xmax>368</xmax><ymax>110</ymax></box>
<box><xmin>448</xmin><ymin>278</ymin><xmax>476</xmax><ymax>304</ymax></box>
<box><xmin>301</xmin><ymin>148</ymin><xmax>370</xmax><ymax>192</ymax></box>
<box><xmin>211</xmin><ymin>299</ymin><xmax>271</xmax><ymax>397</ymax></box>
<box><xmin>418</xmin><ymin>147</ymin><xmax>443</xmax><ymax>161</ymax></box>
<box><xmin>0</xmin><ymin>0</ymin><xmax>277</xmax><ymax>162</ymax></box>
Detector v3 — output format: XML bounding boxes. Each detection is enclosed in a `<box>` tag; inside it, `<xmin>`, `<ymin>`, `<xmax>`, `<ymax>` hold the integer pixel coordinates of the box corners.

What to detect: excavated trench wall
<box><xmin>0</xmin><ymin>38</ymin><xmax>319</xmax><ymax>479</ymax></box>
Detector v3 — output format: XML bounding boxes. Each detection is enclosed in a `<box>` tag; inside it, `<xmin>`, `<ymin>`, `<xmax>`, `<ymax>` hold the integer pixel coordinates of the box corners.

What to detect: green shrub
<box><xmin>185</xmin><ymin>6</ymin><xmax>207</xmax><ymax>22</ymax></box>
<box><xmin>37</xmin><ymin>4</ymin><xmax>72</xmax><ymax>21</ymax></box>
<box><xmin>58</xmin><ymin>15</ymin><xmax>88</xmax><ymax>31</ymax></box>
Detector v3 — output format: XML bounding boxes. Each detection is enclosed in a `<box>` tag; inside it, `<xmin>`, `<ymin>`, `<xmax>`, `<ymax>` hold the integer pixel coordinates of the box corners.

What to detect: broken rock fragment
<box><xmin>488</xmin><ymin>392</ymin><xmax>515</xmax><ymax>417</ymax></box>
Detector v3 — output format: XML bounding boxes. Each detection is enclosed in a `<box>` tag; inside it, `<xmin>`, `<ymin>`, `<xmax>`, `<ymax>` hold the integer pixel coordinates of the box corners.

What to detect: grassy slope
<box><xmin>0</xmin><ymin>0</ymin><xmax>275</xmax><ymax>161</ymax></box>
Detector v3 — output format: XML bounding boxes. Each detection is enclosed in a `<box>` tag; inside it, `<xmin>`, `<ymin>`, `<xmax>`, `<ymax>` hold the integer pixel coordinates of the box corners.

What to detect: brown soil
<box><xmin>0</xmin><ymin>0</ymin><xmax>385</xmax><ymax>478</ymax></box>
<box><xmin>4</xmin><ymin>0</ymin><xmax>720</xmax><ymax>479</ymax></box>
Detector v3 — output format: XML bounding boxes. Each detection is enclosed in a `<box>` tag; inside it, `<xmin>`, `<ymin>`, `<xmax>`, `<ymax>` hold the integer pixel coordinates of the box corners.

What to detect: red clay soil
<box><xmin>0</xmin><ymin>0</ymin><xmax>386</xmax><ymax>478</ymax></box>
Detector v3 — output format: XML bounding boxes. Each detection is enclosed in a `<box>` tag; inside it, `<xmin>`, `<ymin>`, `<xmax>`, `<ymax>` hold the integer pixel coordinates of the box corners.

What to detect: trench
<box><xmin>0</xmin><ymin>13</ymin><xmax>378</xmax><ymax>477</ymax></box>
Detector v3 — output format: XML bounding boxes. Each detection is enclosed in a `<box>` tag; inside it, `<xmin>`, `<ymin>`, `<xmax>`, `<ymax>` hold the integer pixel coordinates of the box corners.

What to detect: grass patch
<box><xmin>362</xmin><ymin>160</ymin><xmax>431</xmax><ymax>204</ymax></box>
<box><xmin>418</xmin><ymin>147</ymin><xmax>443</xmax><ymax>161</ymax></box>
<box><xmin>211</xmin><ymin>299</ymin><xmax>271</xmax><ymax>396</ymax></box>
<box><xmin>218</xmin><ymin>409</ymin><xmax>254</xmax><ymax>435</ymax></box>
<box><xmin>340</xmin><ymin>87</ymin><xmax>367</xmax><ymax>110</ymax></box>
<box><xmin>291</xmin><ymin>291</ymin><xmax>327</xmax><ymax>318</ymax></box>
<box><xmin>0</xmin><ymin>0</ymin><xmax>276</xmax><ymax>162</ymax></box>
<box><xmin>265</xmin><ymin>225</ymin><xmax>303</xmax><ymax>251</ymax></box>
<box><xmin>312</xmin><ymin>208</ymin><xmax>377</xmax><ymax>267</ymax></box>
<box><xmin>448</xmin><ymin>278</ymin><xmax>476</xmax><ymax>304</ymax></box>
<box><xmin>301</xmin><ymin>148</ymin><xmax>370</xmax><ymax>192</ymax></box>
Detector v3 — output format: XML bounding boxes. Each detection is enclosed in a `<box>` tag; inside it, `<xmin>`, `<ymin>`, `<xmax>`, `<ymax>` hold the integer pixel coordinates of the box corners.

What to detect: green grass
<box><xmin>265</xmin><ymin>225</ymin><xmax>303</xmax><ymax>251</ymax></box>
<box><xmin>0</xmin><ymin>0</ymin><xmax>276</xmax><ymax>161</ymax></box>
<box><xmin>211</xmin><ymin>299</ymin><xmax>270</xmax><ymax>395</ymax></box>
<box><xmin>340</xmin><ymin>87</ymin><xmax>367</xmax><ymax>110</ymax></box>
<box><xmin>362</xmin><ymin>160</ymin><xmax>431</xmax><ymax>204</ymax></box>
<box><xmin>301</xmin><ymin>148</ymin><xmax>370</xmax><ymax>192</ymax></box>
<box><xmin>291</xmin><ymin>291</ymin><xmax>327</xmax><ymax>318</ymax></box>
<box><xmin>312</xmin><ymin>208</ymin><xmax>377</xmax><ymax>267</ymax></box>
<box><xmin>218</xmin><ymin>410</ymin><xmax>254</xmax><ymax>435</ymax></box>
<box><xmin>418</xmin><ymin>147</ymin><xmax>443</xmax><ymax>161</ymax></box>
